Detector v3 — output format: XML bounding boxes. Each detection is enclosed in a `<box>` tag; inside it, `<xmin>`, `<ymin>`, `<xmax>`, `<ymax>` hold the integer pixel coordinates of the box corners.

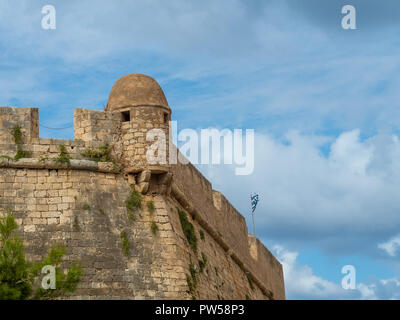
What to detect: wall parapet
<box><xmin>171</xmin><ymin>182</ymin><xmax>284</xmax><ymax>300</ymax></box>
<box><xmin>0</xmin><ymin>158</ymin><xmax>117</xmax><ymax>173</ymax></box>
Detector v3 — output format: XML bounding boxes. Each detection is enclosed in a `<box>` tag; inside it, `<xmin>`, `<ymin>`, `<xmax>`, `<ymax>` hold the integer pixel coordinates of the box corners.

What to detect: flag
<box><xmin>250</xmin><ymin>193</ymin><xmax>259</xmax><ymax>213</ymax></box>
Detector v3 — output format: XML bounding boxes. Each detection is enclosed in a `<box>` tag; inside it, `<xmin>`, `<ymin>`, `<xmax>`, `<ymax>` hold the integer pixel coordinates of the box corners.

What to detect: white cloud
<box><xmin>273</xmin><ymin>245</ymin><xmax>400</xmax><ymax>299</ymax></box>
<box><xmin>357</xmin><ymin>283</ymin><xmax>378</xmax><ymax>300</ymax></box>
<box><xmin>378</xmin><ymin>235</ymin><xmax>400</xmax><ymax>257</ymax></box>
<box><xmin>357</xmin><ymin>278</ymin><xmax>400</xmax><ymax>300</ymax></box>
<box><xmin>273</xmin><ymin>245</ymin><xmax>346</xmax><ymax>299</ymax></box>
<box><xmin>1</xmin><ymin>0</ymin><xmax>316</xmax><ymax>64</ymax></box>
<box><xmin>198</xmin><ymin>129</ymin><xmax>400</xmax><ymax>253</ymax></box>
<box><xmin>1</xmin><ymin>1</ymin><xmax>400</xmax><ymax>138</ymax></box>
<box><xmin>330</xmin><ymin>129</ymin><xmax>374</xmax><ymax>176</ymax></box>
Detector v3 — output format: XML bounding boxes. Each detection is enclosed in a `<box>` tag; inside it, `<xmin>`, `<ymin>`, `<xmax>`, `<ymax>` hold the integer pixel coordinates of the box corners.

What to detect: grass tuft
<box><xmin>147</xmin><ymin>201</ymin><xmax>155</xmax><ymax>215</ymax></box>
<box><xmin>246</xmin><ymin>273</ymin><xmax>255</xmax><ymax>290</ymax></box>
<box><xmin>126</xmin><ymin>190</ymin><xmax>142</xmax><ymax>222</ymax></box>
<box><xmin>151</xmin><ymin>221</ymin><xmax>158</xmax><ymax>235</ymax></box>
<box><xmin>11</xmin><ymin>125</ymin><xmax>31</xmax><ymax>161</ymax></box>
<box><xmin>55</xmin><ymin>145</ymin><xmax>71</xmax><ymax>165</ymax></box>
<box><xmin>120</xmin><ymin>230</ymin><xmax>130</xmax><ymax>256</ymax></box>
<box><xmin>81</xmin><ymin>143</ymin><xmax>112</xmax><ymax>162</ymax></box>
<box><xmin>199</xmin><ymin>252</ymin><xmax>208</xmax><ymax>273</ymax></box>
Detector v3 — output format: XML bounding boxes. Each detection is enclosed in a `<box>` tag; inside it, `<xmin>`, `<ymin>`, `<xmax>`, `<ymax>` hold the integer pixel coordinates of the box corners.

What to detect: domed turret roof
<box><xmin>106</xmin><ymin>73</ymin><xmax>169</xmax><ymax>111</ymax></box>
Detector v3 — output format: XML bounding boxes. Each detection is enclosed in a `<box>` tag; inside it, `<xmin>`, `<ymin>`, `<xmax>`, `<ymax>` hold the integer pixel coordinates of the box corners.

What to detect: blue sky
<box><xmin>1</xmin><ymin>0</ymin><xmax>400</xmax><ymax>299</ymax></box>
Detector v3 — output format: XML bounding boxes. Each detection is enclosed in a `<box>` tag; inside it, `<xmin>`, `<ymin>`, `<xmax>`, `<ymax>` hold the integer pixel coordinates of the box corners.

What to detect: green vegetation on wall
<box><xmin>177</xmin><ymin>208</ymin><xmax>198</xmax><ymax>254</ymax></box>
<box><xmin>246</xmin><ymin>273</ymin><xmax>255</xmax><ymax>291</ymax></box>
<box><xmin>81</xmin><ymin>143</ymin><xmax>112</xmax><ymax>162</ymax></box>
<box><xmin>126</xmin><ymin>189</ymin><xmax>142</xmax><ymax>222</ymax></box>
<box><xmin>11</xmin><ymin>125</ymin><xmax>31</xmax><ymax>161</ymax></box>
<box><xmin>120</xmin><ymin>230</ymin><xmax>130</xmax><ymax>257</ymax></box>
<box><xmin>199</xmin><ymin>230</ymin><xmax>205</xmax><ymax>241</ymax></box>
<box><xmin>82</xmin><ymin>204</ymin><xmax>91</xmax><ymax>211</ymax></box>
<box><xmin>81</xmin><ymin>143</ymin><xmax>120</xmax><ymax>172</ymax></box>
<box><xmin>151</xmin><ymin>221</ymin><xmax>158</xmax><ymax>235</ymax></box>
<box><xmin>0</xmin><ymin>211</ymin><xmax>82</xmax><ymax>300</ymax></box>
<box><xmin>73</xmin><ymin>216</ymin><xmax>79</xmax><ymax>231</ymax></box>
<box><xmin>198</xmin><ymin>252</ymin><xmax>208</xmax><ymax>273</ymax></box>
<box><xmin>55</xmin><ymin>145</ymin><xmax>71</xmax><ymax>165</ymax></box>
<box><xmin>147</xmin><ymin>201</ymin><xmax>155</xmax><ymax>215</ymax></box>
<box><xmin>13</xmin><ymin>149</ymin><xmax>31</xmax><ymax>161</ymax></box>
<box><xmin>12</xmin><ymin>125</ymin><xmax>23</xmax><ymax>145</ymax></box>
<box><xmin>186</xmin><ymin>262</ymin><xmax>198</xmax><ymax>296</ymax></box>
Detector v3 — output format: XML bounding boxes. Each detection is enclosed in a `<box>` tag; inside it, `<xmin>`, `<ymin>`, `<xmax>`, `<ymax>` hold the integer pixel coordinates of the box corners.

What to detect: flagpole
<box><xmin>252</xmin><ymin>211</ymin><xmax>255</xmax><ymax>236</ymax></box>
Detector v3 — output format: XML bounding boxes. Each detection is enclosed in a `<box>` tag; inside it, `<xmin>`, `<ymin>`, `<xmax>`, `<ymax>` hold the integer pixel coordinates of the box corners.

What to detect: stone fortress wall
<box><xmin>0</xmin><ymin>74</ymin><xmax>285</xmax><ymax>300</ymax></box>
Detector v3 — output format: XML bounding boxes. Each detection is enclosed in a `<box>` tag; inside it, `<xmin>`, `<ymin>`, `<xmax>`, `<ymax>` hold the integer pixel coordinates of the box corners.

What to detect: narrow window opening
<box><xmin>163</xmin><ymin>112</ymin><xmax>168</xmax><ymax>124</ymax></box>
<box><xmin>122</xmin><ymin>111</ymin><xmax>130</xmax><ymax>122</ymax></box>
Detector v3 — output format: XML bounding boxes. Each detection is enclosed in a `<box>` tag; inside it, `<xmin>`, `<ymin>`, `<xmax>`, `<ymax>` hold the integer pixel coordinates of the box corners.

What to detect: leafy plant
<box><xmin>126</xmin><ymin>190</ymin><xmax>142</xmax><ymax>222</ymax></box>
<box><xmin>55</xmin><ymin>145</ymin><xmax>71</xmax><ymax>165</ymax></box>
<box><xmin>177</xmin><ymin>208</ymin><xmax>198</xmax><ymax>254</ymax></box>
<box><xmin>81</xmin><ymin>143</ymin><xmax>112</xmax><ymax>162</ymax></box>
<box><xmin>11</xmin><ymin>125</ymin><xmax>31</xmax><ymax>161</ymax></box>
<box><xmin>0</xmin><ymin>211</ymin><xmax>82</xmax><ymax>300</ymax></box>
<box><xmin>126</xmin><ymin>190</ymin><xmax>142</xmax><ymax>211</ymax></box>
<box><xmin>199</xmin><ymin>230</ymin><xmax>205</xmax><ymax>241</ymax></box>
<box><xmin>13</xmin><ymin>149</ymin><xmax>31</xmax><ymax>161</ymax></box>
<box><xmin>30</xmin><ymin>246</ymin><xmax>82</xmax><ymax>300</ymax></box>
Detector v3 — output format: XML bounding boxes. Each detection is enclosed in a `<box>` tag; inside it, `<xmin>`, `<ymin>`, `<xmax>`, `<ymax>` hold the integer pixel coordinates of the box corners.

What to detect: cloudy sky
<box><xmin>1</xmin><ymin>0</ymin><xmax>400</xmax><ymax>299</ymax></box>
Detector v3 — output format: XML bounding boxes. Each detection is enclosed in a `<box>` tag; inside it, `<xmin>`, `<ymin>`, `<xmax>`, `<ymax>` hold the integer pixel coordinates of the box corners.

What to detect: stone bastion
<box><xmin>0</xmin><ymin>73</ymin><xmax>285</xmax><ymax>300</ymax></box>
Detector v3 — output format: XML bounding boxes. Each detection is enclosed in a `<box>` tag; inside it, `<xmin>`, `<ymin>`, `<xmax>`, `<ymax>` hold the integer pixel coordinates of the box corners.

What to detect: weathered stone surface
<box><xmin>106</xmin><ymin>73</ymin><xmax>170</xmax><ymax>111</ymax></box>
<box><xmin>136</xmin><ymin>182</ymin><xmax>150</xmax><ymax>194</ymax></box>
<box><xmin>137</xmin><ymin>170</ymin><xmax>151</xmax><ymax>183</ymax></box>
